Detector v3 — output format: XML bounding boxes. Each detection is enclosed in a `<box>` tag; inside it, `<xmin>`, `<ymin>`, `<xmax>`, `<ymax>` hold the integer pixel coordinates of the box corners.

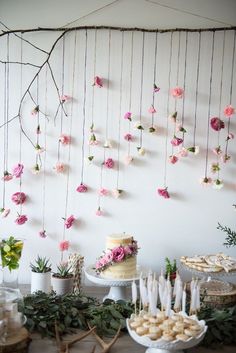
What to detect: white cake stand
<box><xmin>127</xmin><ymin>317</ymin><xmax>207</xmax><ymax>353</ymax></box>
<box><xmin>85</xmin><ymin>265</ymin><xmax>145</xmax><ymax>301</ymax></box>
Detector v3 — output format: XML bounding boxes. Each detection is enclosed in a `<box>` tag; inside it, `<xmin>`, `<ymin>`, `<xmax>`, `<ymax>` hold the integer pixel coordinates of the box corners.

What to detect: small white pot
<box><xmin>31</xmin><ymin>271</ymin><xmax>51</xmax><ymax>294</ymax></box>
<box><xmin>51</xmin><ymin>276</ymin><xmax>74</xmax><ymax>295</ymax></box>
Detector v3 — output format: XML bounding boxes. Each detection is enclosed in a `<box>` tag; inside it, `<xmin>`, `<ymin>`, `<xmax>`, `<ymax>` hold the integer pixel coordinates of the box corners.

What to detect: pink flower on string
<box><xmin>210</xmin><ymin>117</ymin><xmax>225</xmax><ymax>131</ymax></box>
<box><xmin>171</xmin><ymin>136</ymin><xmax>183</xmax><ymax>146</ymax></box>
<box><xmin>168</xmin><ymin>155</ymin><xmax>178</xmax><ymax>164</ymax></box>
<box><xmin>2</xmin><ymin>171</ymin><xmax>13</xmax><ymax>181</ymax></box>
<box><xmin>157</xmin><ymin>187</ymin><xmax>170</xmax><ymax>199</ymax></box>
<box><xmin>39</xmin><ymin>230</ymin><xmax>47</xmax><ymax>238</ymax></box>
<box><xmin>35</xmin><ymin>144</ymin><xmax>45</xmax><ymax>154</ymax></box>
<box><xmin>149</xmin><ymin>126</ymin><xmax>156</xmax><ymax>133</ymax></box>
<box><xmin>99</xmin><ymin>188</ymin><xmax>109</xmax><ymax>196</ymax></box>
<box><xmin>148</xmin><ymin>105</ymin><xmax>156</xmax><ymax>114</ymax></box>
<box><xmin>0</xmin><ymin>208</ymin><xmax>10</xmax><ymax>218</ymax></box>
<box><xmin>31</xmin><ymin>164</ymin><xmax>40</xmax><ymax>174</ymax></box>
<box><xmin>221</xmin><ymin>154</ymin><xmax>231</xmax><ymax>163</ymax></box>
<box><xmin>59</xmin><ymin>134</ymin><xmax>71</xmax><ymax>145</ymax></box>
<box><xmin>211</xmin><ymin>163</ymin><xmax>220</xmax><ymax>174</ymax></box>
<box><xmin>187</xmin><ymin>146</ymin><xmax>200</xmax><ymax>155</ymax></box>
<box><xmin>76</xmin><ymin>183</ymin><xmax>88</xmax><ymax>193</ymax></box>
<box><xmin>12</xmin><ymin>163</ymin><xmax>24</xmax><ymax>178</ymax></box>
<box><xmin>124</xmin><ymin>133</ymin><xmax>133</xmax><ymax>142</ymax></box>
<box><xmin>224</xmin><ymin>105</ymin><xmax>235</xmax><ymax>117</ymax></box>
<box><xmin>15</xmin><ymin>214</ymin><xmax>28</xmax><ymax>225</ymax></box>
<box><xmin>212</xmin><ymin>146</ymin><xmax>222</xmax><ymax>155</ymax></box>
<box><xmin>200</xmin><ymin>177</ymin><xmax>212</xmax><ymax>186</ymax></box>
<box><xmin>54</xmin><ymin>162</ymin><xmax>65</xmax><ymax>173</ymax></box>
<box><xmin>104</xmin><ymin>158</ymin><xmax>114</xmax><ymax>169</ymax></box>
<box><xmin>59</xmin><ymin>240</ymin><xmax>70</xmax><ymax>251</ymax></box>
<box><xmin>170</xmin><ymin>87</ymin><xmax>184</xmax><ymax>98</ymax></box>
<box><xmin>169</xmin><ymin>111</ymin><xmax>177</xmax><ymax>123</ymax></box>
<box><xmin>112</xmin><ymin>246</ymin><xmax>125</xmax><ymax>262</ymax></box>
<box><xmin>124</xmin><ymin>155</ymin><xmax>133</xmax><ymax>165</ymax></box>
<box><xmin>226</xmin><ymin>133</ymin><xmax>234</xmax><ymax>141</ymax></box>
<box><xmin>93</xmin><ymin>76</ymin><xmax>103</xmax><ymax>88</ymax></box>
<box><xmin>213</xmin><ymin>179</ymin><xmax>224</xmax><ymax>190</ymax></box>
<box><xmin>112</xmin><ymin>189</ymin><xmax>123</xmax><ymax>199</ymax></box>
<box><xmin>36</xmin><ymin>125</ymin><xmax>41</xmax><ymax>134</ymax></box>
<box><xmin>176</xmin><ymin>123</ymin><xmax>186</xmax><ymax>133</ymax></box>
<box><xmin>178</xmin><ymin>147</ymin><xmax>188</xmax><ymax>157</ymax></box>
<box><xmin>31</xmin><ymin>105</ymin><xmax>39</xmax><ymax>116</ymax></box>
<box><xmin>153</xmin><ymin>84</ymin><xmax>160</xmax><ymax>93</ymax></box>
<box><xmin>95</xmin><ymin>207</ymin><xmax>103</xmax><ymax>216</ymax></box>
<box><xmin>11</xmin><ymin>192</ymin><xmax>26</xmax><ymax>205</ymax></box>
<box><xmin>60</xmin><ymin>95</ymin><xmax>71</xmax><ymax>103</ymax></box>
<box><xmin>124</xmin><ymin>112</ymin><xmax>132</xmax><ymax>121</ymax></box>
<box><xmin>137</xmin><ymin>147</ymin><xmax>145</xmax><ymax>156</ymax></box>
<box><xmin>65</xmin><ymin>215</ymin><xmax>75</xmax><ymax>229</ymax></box>
<box><xmin>89</xmin><ymin>133</ymin><xmax>99</xmax><ymax>145</ymax></box>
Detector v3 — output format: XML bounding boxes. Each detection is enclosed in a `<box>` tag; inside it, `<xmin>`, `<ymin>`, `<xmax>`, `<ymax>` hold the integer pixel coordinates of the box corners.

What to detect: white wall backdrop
<box><xmin>0</xmin><ymin>2</ymin><xmax>236</xmax><ymax>284</ymax></box>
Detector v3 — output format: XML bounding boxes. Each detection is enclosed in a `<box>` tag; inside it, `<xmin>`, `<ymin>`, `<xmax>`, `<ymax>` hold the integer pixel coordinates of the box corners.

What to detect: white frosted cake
<box><xmin>95</xmin><ymin>234</ymin><xmax>138</xmax><ymax>279</ymax></box>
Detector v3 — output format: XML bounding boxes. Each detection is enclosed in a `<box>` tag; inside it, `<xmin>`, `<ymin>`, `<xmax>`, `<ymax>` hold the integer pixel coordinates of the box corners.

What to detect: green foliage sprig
<box><xmin>165</xmin><ymin>257</ymin><xmax>177</xmax><ymax>276</ymax></box>
<box><xmin>217</xmin><ymin>223</ymin><xmax>236</xmax><ymax>248</ymax></box>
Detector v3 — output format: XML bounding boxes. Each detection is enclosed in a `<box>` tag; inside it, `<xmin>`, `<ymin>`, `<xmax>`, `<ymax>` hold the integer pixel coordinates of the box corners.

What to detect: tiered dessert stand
<box><xmin>85</xmin><ymin>265</ymin><xmax>146</xmax><ymax>301</ymax></box>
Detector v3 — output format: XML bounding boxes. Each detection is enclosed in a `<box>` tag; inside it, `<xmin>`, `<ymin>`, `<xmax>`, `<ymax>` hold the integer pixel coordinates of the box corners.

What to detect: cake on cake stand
<box><xmin>85</xmin><ymin>265</ymin><xmax>146</xmax><ymax>301</ymax></box>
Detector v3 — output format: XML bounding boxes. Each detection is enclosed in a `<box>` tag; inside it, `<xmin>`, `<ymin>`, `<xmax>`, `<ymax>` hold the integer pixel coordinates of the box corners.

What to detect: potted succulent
<box><xmin>0</xmin><ymin>236</ymin><xmax>24</xmax><ymax>288</ymax></box>
<box><xmin>165</xmin><ymin>257</ymin><xmax>177</xmax><ymax>284</ymax></box>
<box><xmin>51</xmin><ymin>262</ymin><xmax>74</xmax><ymax>295</ymax></box>
<box><xmin>30</xmin><ymin>256</ymin><xmax>52</xmax><ymax>293</ymax></box>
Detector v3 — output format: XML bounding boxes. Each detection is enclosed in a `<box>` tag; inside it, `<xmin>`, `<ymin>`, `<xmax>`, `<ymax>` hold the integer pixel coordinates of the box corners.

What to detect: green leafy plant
<box><xmin>217</xmin><ymin>223</ymin><xmax>236</xmax><ymax>248</ymax></box>
<box><xmin>0</xmin><ymin>236</ymin><xmax>24</xmax><ymax>271</ymax></box>
<box><xmin>165</xmin><ymin>257</ymin><xmax>177</xmax><ymax>277</ymax></box>
<box><xmin>30</xmin><ymin>256</ymin><xmax>51</xmax><ymax>273</ymax></box>
<box><xmin>53</xmin><ymin>262</ymin><xmax>73</xmax><ymax>278</ymax></box>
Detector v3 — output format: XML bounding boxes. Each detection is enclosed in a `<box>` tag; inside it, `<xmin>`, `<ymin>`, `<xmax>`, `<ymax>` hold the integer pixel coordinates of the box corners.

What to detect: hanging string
<box><xmin>204</xmin><ymin>31</ymin><xmax>215</xmax><ymax>178</ymax></box>
<box><xmin>193</xmin><ymin>32</ymin><xmax>202</xmax><ymax>148</ymax></box>
<box><xmin>139</xmin><ymin>32</ymin><xmax>145</xmax><ymax>148</ymax></box>
<box><xmin>163</xmin><ymin>32</ymin><xmax>173</xmax><ymax>187</ymax></box>
<box><xmin>2</xmin><ymin>41</ymin><xmax>8</xmax><ymax>208</ymax></box>
<box><xmin>127</xmin><ymin>31</ymin><xmax>134</xmax><ymax>157</ymax></box>
<box><xmin>116</xmin><ymin>32</ymin><xmax>124</xmax><ymax>189</ymax></box>
<box><xmin>181</xmin><ymin>32</ymin><xmax>188</xmax><ymax>143</ymax></box>
<box><xmin>5</xmin><ymin>34</ymin><xmax>10</xmax><ymax>173</ymax></box>
<box><xmin>35</xmin><ymin>76</ymin><xmax>41</xmax><ymax>171</ymax></box>
<box><xmin>57</xmin><ymin>36</ymin><xmax>66</xmax><ymax>162</ymax></box>
<box><xmin>151</xmin><ymin>32</ymin><xmax>158</xmax><ymax>128</ymax></box>
<box><xmin>19</xmin><ymin>35</ymin><xmax>23</xmax><ymax>215</ymax></box>
<box><xmin>80</xmin><ymin>29</ymin><xmax>88</xmax><ymax>183</ymax></box>
<box><xmin>224</xmin><ymin>30</ymin><xmax>236</xmax><ymax>157</ymax></box>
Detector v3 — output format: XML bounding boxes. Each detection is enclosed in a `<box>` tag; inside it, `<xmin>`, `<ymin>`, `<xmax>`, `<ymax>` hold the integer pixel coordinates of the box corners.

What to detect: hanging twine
<box><xmin>139</xmin><ymin>32</ymin><xmax>145</xmax><ymax>148</ymax></box>
<box><xmin>181</xmin><ymin>32</ymin><xmax>188</xmax><ymax>144</ymax></box>
<box><xmin>193</xmin><ymin>32</ymin><xmax>202</xmax><ymax>148</ymax></box>
<box><xmin>151</xmin><ymin>31</ymin><xmax>158</xmax><ymax>128</ymax></box>
<box><xmin>127</xmin><ymin>31</ymin><xmax>134</xmax><ymax>157</ymax></box>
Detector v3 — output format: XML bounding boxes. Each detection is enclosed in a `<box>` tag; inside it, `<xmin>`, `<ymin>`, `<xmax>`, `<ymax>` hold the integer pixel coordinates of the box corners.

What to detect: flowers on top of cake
<box><xmin>95</xmin><ymin>240</ymin><xmax>138</xmax><ymax>274</ymax></box>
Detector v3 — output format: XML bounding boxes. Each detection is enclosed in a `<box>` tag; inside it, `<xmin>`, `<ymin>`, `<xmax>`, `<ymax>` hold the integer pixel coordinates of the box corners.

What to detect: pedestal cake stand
<box><xmin>127</xmin><ymin>317</ymin><xmax>207</xmax><ymax>353</ymax></box>
<box><xmin>85</xmin><ymin>265</ymin><xmax>146</xmax><ymax>301</ymax></box>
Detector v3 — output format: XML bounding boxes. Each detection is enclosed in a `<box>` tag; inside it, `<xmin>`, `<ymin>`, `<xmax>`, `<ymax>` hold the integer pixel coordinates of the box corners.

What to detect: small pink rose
<box><xmin>35</xmin><ymin>144</ymin><xmax>45</xmax><ymax>154</ymax></box>
<box><xmin>93</xmin><ymin>76</ymin><xmax>103</xmax><ymax>88</ymax></box>
<box><xmin>31</xmin><ymin>105</ymin><xmax>39</xmax><ymax>116</ymax></box>
<box><xmin>227</xmin><ymin>133</ymin><xmax>234</xmax><ymax>141</ymax></box>
<box><xmin>210</xmin><ymin>117</ymin><xmax>225</xmax><ymax>131</ymax></box>
<box><xmin>171</xmin><ymin>136</ymin><xmax>183</xmax><ymax>146</ymax></box>
<box><xmin>59</xmin><ymin>240</ymin><xmax>70</xmax><ymax>251</ymax></box>
<box><xmin>99</xmin><ymin>188</ymin><xmax>109</xmax><ymax>196</ymax></box>
<box><xmin>15</xmin><ymin>214</ymin><xmax>28</xmax><ymax>225</ymax></box>
<box><xmin>224</xmin><ymin>105</ymin><xmax>235</xmax><ymax>117</ymax></box>
<box><xmin>153</xmin><ymin>84</ymin><xmax>160</xmax><ymax>93</ymax></box>
<box><xmin>200</xmin><ymin>177</ymin><xmax>212</xmax><ymax>186</ymax></box>
<box><xmin>112</xmin><ymin>246</ymin><xmax>125</xmax><ymax>262</ymax></box>
<box><xmin>60</xmin><ymin>95</ymin><xmax>71</xmax><ymax>103</ymax></box>
<box><xmin>104</xmin><ymin>158</ymin><xmax>114</xmax><ymax>169</ymax></box>
<box><xmin>212</xmin><ymin>146</ymin><xmax>222</xmax><ymax>155</ymax></box>
<box><xmin>59</xmin><ymin>134</ymin><xmax>71</xmax><ymax>145</ymax></box>
<box><xmin>39</xmin><ymin>230</ymin><xmax>47</xmax><ymax>238</ymax></box>
<box><xmin>1</xmin><ymin>208</ymin><xmax>10</xmax><ymax>218</ymax></box>
<box><xmin>12</xmin><ymin>163</ymin><xmax>24</xmax><ymax>178</ymax></box>
<box><xmin>170</xmin><ymin>87</ymin><xmax>184</xmax><ymax>98</ymax></box>
<box><xmin>124</xmin><ymin>133</ymin><xmax>133</xmax><ymax>142</ymax></box>
<box><xmin>104</xmin><ymin>250</ymin><xmax>113</xmax><ymax>263</ymax></box>
<box><xmin>2</xmin><ymin>172</ymin><xmax>13</xmax><ymax>181</ymax></box>
<box><xmin>76</xmin><ymin>183</ymin><xmax>88</xmax><ymax>193</ymax></box>
<box><xmin>11</xmin><ymin>192</ymin><xmax>26</xmax><ymax>205</ymax></box>
<box><xmin>221</xmin><ymin>154</ymin><xmax>231</xmax><ymax>163</ymax></box>
<box><xmin>168</xmin><ymin>155</ymin><xmax>178</xmax><ymax>164</ymax></box>
<box><xmin>124</xmin><ymin>246</ymin><xmax>133</xmax><ymax>256</ymax></box>
<box><xmin>157</xmin><ymin>187</ymin><xmax>170</xmax><ymax>199</ymax></box>
<box><xmin>148</xmin><ymin>105</ymin><xmax>156</xmax><ymax>114</ymax></box>
<box><xmin>124</xmin><ymin>112</ymin><xmax>132</xmax><ymax>121</ymax></box>
<box><xmin>95</xmin><ymin>207</ymin><xmax>103</xmax><ymax>216</ymax></box>
<box><xmin>54</xmin><ymin>162</ymin><xmax>65</xmax><ymax>173</ymax></box>
<box><xmin>177</xmin><ymin>147</ymin><xmax>188</xmax><ymax>157</ymax></box>
<box><xmin>65</xmin><ymin>215</ymin><xmax>75</xmax><ymax>229</ymax></box>
<box><xmin>124</xmin><ymin>155</ymin><xmax>133</xmax><ymax>165</ymax></box>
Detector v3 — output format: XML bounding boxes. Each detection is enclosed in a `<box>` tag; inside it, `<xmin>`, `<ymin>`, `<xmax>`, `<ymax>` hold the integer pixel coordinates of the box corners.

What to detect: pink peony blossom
<box><xmin>39</xmin><ymin>230</ymin><xmax>47</xmax><ymax>238</ymax></box>
<box><xmin>11</xmin><ymin>192</ymin><xmax>26</xmax><ymax>205</ymax></box>
<box><xmin>65</xmin><ymin>215</ymin><xmax>75</xmax><ymax>229</ymax></box>
<box><xmin>59</xmin><ymin>240</ymin><xmax>70</xmax><ymax>251</ymax></box>
<box><xmin>212</xmin><ymin>146</ymin><xmax>222</xmax><ymax>155</ymax></box>
<box><xmin>2</xmin><ymin>172</ymin><xmax>13</xmax><ymax>181</ymax></box>
<box><xmin>112</xmin><ymin>246</ymin><xmax>125</xmax><ymax>262</ymax></box>
<box><xmin>54</xmin><ymin>162</ymin><xmax>65</xmax><ymax>173</ymax></box>
<box><xmin>124</xmin><ymin>112</ymin><xmax>132</xmax><ymax>121</ymax></box>
<box><xmin>95</xmin><ymin>207</ymin><xmax>103</xmax><ymax>216</ymax></box>
<box><xmin>157</xmin><ymin>187</ymin><xmax>170</xmax><ymax>199</ymax></box>
<box><xmin>124</xmin><ymin>133</ymin><xmax>133</xmax><ymax>142</ymax></box>
<box><xmin>12</xmin><ymin>163</ymin><xmax>24</xmax><ymax>178</ymax></box>
<box><xmin>171</xmin><ymin>87</ymin><xmax>184</xmax><ymax>98</ymax></box>
<box><xmin>171</xmin><ymin>136</ymin><xmax>183</xmax><ymax>146</ymax></box>
<box><xmin>104</xmin><ymin>158</ymin><xmax>114</xmax><ymax>169</ymax></box>
<box><xmin>76</xmin><ymin>183</ymin><xmax>88</xmax><ymax>193</ymax></box>
<box><xmin>93</xmin><ymin>76</ymin><xmax>103</xmax><ymax>88</ymax></box>
<box><xmin>60</xmin><ymin>95</ymin><xmax>71</xmax><ymax>103</ymax></box>
<box><xmin>224</xmin><ymin>105</ymin><xmax>235</xmax><ymax>117</ymax></box>
<box><xmin>15</xmin><ymin>214</ymin><xmax>28</xmax><ymax>225</ymax></box>
<box><xmin>99</xmin><ymin>188</ymin><xmax>109</xmax><ymax>196</ymax></box>
<box><xmin>59</xmin><ymin>134</ymin><xmax>71</xmax><ymax>145</ymax></box>
<box><xmin>178</xmin><ymin>147</ymin><xmax>188</xmax><ymax>157</ymax></box>
<box><xmin>148</xmin><ymin>105</ymin><xmax>156</xmax><ymax>114</ymax></box>
<box><xmin>153</xmin><ymin>84</ymin><xmax>160</xmax><ymax>93</ymax></box>
<box><xmin>124</xmin><ymin>155</ymin><xmax>133</xmax><ymax>165</ymax></box>
<box><xmin>169</xmin><ymin>155</ymin><xmax>178</xmax><ymax>164</ymax></box>
<box><xmin>210</xmin><ymin>117</ymin><xmax>225</xmax><ymax>131</ymax></box>
<box><xmin>1</xmin><ymin>208</ymin><xmax>10</xmax><ymax>218</ymax></box>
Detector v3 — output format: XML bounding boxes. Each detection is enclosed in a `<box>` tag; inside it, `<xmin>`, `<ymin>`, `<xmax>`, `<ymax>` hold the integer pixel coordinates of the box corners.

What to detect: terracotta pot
<box><xmin>51</xmin><ymin>276</ymin><xmax>74</xmax><ymax>295</ymax></box>
<box><xmin>31</xmin><ymin>271</ymin><xmax>51</xmax><ymax>293</ymax></box>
